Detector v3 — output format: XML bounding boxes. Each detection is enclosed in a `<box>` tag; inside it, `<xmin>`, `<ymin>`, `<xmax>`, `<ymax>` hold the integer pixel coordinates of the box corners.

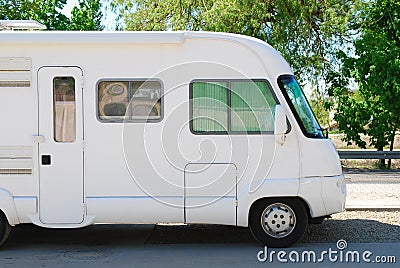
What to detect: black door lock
<box><xmin>41</xmin><ymin>155</ymin><xmax>51</xmax><ymax>165</ymax></box>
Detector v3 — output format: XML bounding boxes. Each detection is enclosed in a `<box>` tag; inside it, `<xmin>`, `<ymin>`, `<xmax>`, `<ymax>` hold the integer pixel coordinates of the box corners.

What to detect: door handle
<box><xmin>41</xmin><ymin>155</ymin><xmax>51</xmax><ymax>165</ymax></box>
<box><xmin>32</xmin><ymin>134</ymin><xmax>46</xmax><ymax>143</ymax></box>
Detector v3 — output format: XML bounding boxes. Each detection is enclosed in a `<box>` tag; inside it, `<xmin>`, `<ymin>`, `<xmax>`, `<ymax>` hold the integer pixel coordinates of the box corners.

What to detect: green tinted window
<box><xmin>191</xmin><ymin>80</ymin><xmax>277</xmax><ymax>133</ymax></box>
<box><xmin>192</xmin><ymin>82</ymin><xmax>228</xmax><ymax>132</ymax></box>
<box><xmin>231</xmin><ymin>81</ymin><xmax>276</xmax><ymax>132</ymax></box>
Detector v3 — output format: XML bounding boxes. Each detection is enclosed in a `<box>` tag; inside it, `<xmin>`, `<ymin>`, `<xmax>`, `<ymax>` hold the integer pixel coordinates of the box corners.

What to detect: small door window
<box><xmin>53</xmin><ymin>77</ymin><xmax>76</xmax><ymax>142</ymax></box>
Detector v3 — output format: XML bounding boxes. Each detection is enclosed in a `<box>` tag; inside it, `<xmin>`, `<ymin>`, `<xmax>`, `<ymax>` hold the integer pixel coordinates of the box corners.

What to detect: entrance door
<box><xmin>38</xmin><ymin>67</ymin><xmax>84</xmax><ymax>224</ymax></box>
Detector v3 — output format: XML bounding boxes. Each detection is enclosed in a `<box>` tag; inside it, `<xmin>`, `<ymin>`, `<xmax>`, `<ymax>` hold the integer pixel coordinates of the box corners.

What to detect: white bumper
<box><xmin>322</xmin><ymin>174</ymin><xmax>347</xmax><ymax>215</ymax></box>
<box><xmin>298</xmin><ymin>175</ymin><xmax>346</xmax><ymax>218</ymax></box>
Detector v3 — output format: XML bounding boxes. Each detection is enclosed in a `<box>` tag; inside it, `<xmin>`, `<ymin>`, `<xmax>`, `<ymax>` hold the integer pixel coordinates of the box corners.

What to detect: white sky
<box><xmin>62</xmin><ymin>0</ymin><xmax>78</xmax><ymax>17</ymax></box>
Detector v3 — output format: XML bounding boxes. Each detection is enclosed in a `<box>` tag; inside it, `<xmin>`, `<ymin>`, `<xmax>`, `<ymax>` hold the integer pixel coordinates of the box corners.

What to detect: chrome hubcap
<box><xmin>261</xmin><ymin>203</ymin><xmax>296</xmax><ymax>238</ymax></box>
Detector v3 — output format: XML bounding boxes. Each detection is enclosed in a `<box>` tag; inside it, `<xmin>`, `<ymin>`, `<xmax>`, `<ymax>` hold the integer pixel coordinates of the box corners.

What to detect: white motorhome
<box><xmin>0</xmin><ymin>22</ymin><xmax>346</xmax><ymax>247</ymax></box>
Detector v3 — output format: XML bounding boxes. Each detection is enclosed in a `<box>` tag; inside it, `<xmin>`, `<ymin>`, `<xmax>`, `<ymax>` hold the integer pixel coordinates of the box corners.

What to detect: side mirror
<box><xmin>274</xmin><ymin>105</ymin><xmax>288</xmax><ymax>145</ymax></box>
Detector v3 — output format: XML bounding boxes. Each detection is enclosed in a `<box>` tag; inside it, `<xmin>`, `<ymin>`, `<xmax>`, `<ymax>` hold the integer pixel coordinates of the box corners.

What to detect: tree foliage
<box><xmin>0</xmin><ymin>0</ymin><xmax>103</xmax><ymax>31</ymax></box>
<box><xmin>333</xmin><ymin>0</ymin><xmax>400</xmax><ymax>167</ymax></box>
<box><xmin>112</xmin><ymin>0</ymin><xmax>357</xmax><ymax>84</ymax></box>
<box><xmin>70</xmin><ymin>0</ymin><xmax>104</xmax><ymax>30</ymax></box>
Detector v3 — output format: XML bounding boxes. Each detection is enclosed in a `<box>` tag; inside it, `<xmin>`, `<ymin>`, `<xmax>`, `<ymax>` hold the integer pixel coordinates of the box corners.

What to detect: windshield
<box><xmin>279</xmin><ymin>76</ymin><xmax>324</xmax><ymax>138</ymax></box>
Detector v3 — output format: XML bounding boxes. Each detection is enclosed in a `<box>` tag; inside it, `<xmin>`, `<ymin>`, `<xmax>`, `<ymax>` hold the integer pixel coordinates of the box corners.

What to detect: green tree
<box><xmin>310</xmin><ymin>92</ymin><xmax>330</xmax><ymax>128</ymax></box>
<box><xmin>0</xmin><ymin>0</ymin><xmax>104</xmax><ymax>31</ymax></box>
<box><xmin>333</xmin><ymin>0</ymin><xmax>400</xmax><ymax>168</ymax></box>
<box><xmin>69</xmin><ymin>0</ymin><xmax>104</xmax><ymax>31</ymax></box>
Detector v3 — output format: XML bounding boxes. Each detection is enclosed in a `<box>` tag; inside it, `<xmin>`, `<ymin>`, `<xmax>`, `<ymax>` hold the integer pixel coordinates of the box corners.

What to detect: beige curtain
<box><xmin>54</xmin><ymin>101</ymin><xmax>75</xmax><ymax>142</ymax></box>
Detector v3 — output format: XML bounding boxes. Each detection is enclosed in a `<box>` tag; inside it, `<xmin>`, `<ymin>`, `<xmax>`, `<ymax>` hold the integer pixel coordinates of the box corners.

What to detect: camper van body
<box><xmin>0</xmin><ymin>31</ymin><xmax>346</xmax><ymax>247</ymax></box>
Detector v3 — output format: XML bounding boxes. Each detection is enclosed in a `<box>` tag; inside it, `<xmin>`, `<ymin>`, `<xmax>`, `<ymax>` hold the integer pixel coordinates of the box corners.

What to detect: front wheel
<box><xmin>0</xmin><ymin>212</ymin><xmax>11</xmax><ymax>248</ymax></box>
<box><xmin>249</xmin><ymin>198</ymin><xmax>307</xmax><ymax>248</ymax></box>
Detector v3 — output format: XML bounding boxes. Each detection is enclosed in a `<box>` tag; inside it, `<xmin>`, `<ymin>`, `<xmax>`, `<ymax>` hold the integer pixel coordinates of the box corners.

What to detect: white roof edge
<box><xmin>184</xmin><ymin>31</ymin><xmax>273</xmax><ymax>48</ymax></box>
<box><xmin>0</xmin><ymin>31</ymin><xmax>186</xmax><ymax>44</ymax></box>
<box><xmin>0</xmin><ymin>30</ymin><xmax>271</xmax><ymax>46</ymax></box>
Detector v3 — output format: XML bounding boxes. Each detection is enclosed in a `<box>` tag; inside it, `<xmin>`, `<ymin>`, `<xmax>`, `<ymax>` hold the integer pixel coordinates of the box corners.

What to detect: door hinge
<box><xmin>235</xmin><ymin>199</ymin><xmax>238</xmax><ymax>207</ymax></box>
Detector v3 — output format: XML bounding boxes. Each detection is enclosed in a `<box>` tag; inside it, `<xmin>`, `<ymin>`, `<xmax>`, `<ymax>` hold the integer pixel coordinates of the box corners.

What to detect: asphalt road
<box><xmin>0</xmin><ymin>223</ymin><xmax>398</xmax><ymax>267</ymax></box>
<box><xmin>343</xmin><ymin>169</ymin><xmax>400</xmax><ymax>184</ymax></box>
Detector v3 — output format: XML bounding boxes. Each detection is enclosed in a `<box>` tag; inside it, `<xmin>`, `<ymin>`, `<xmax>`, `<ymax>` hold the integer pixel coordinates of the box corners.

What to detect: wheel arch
<box><xmin>0</xmin><ymin>188</ymin><xmax>20</xmax><ymax>226</ymax></box>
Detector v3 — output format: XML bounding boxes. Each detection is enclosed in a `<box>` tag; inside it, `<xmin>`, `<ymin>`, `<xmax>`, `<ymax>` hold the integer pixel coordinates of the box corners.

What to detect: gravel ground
<box><xmin>147</xmin><ymin>210</ymin><xmax>400</xmax><ymax>244</ymax></box>
<box><xmin>303</xmin><ymin>210</ymin><xmax>400</xmax><ymax>243</ymax></box>
<box><xmin>346</xmin><ymin>183</ymin><xmax>400</xmax><ymax>207</ymax></box>
<box><xmin>344</xmin><ymin>169</ymin><xmax>400</xmax><ymax>207</ymax></box>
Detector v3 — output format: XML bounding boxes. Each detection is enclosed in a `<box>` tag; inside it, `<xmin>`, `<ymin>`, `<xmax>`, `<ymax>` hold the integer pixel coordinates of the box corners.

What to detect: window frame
<box><xmin>189</xmin><ymin>79</ymin><xmax>279</xmax><ymax>135</ymax></box>
<box><xmin>96</xmin><ymin>78</ymin><xmax>164</xmax><ymax>123</ymax></box>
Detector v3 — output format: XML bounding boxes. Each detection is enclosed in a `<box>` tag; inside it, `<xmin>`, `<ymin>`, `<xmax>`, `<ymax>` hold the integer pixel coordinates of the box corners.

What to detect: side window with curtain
<box><xmin>98</xmin><ymin>81</ymin><xmax>129</xmax><ymax>121</ymax></box>
<box><xmin>98</xmin><ymin>80</ymin><xmax>162</xmax><ymax>122</ymax></box>
<box><xmin>190</xmin><ymin>80</ymin><xmax>277</xmax><ymax>134</ymax></box>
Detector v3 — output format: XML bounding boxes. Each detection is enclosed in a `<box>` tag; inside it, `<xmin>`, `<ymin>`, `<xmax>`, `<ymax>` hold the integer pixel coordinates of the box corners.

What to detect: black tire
<box><xmin>0</xmin><ymin>212</ymin><xmax>11</xmax><ymax>248</ymax></box>
<box><xmin>249</xmin><ymin>198</ymin><xmax>307</xmax><ymax>248</ymax></box>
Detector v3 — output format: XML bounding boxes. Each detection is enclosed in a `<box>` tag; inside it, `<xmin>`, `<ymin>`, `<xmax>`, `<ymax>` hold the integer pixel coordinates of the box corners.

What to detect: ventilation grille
<box><xmin>0</xmin><ymin>147</ymin><xmax>33</xmax><ymax>175</ymax></box>
<box><xmin>0</xmin><ymin>81</ymin><xmax>30</xmax><ymax>87</ymax></box>
<box><xmin>0</xmin><ymin>58</ymin><xmax>31</xmax><ymax>88</ymax></box>
<box><xmin>0</xmin><ymin>169</ymin><xmax>32</xmax><ymax>175</ymax></box>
